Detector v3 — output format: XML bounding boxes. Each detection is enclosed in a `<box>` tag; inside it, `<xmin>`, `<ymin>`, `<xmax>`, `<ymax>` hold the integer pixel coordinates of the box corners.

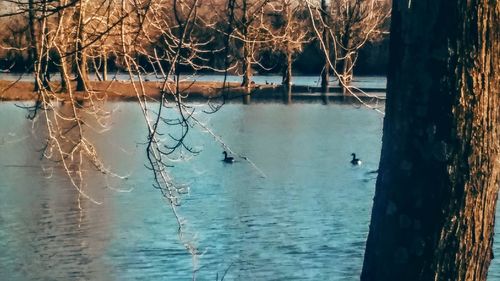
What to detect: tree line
<box><xmin>0</xmin><ymin>0</ymin><xmax>390</xmax><ymax>93</ymax></box>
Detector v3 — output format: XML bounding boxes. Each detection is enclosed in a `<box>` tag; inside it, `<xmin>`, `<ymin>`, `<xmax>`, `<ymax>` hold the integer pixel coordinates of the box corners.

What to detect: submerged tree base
<box><xmin>0</xmin><ymin>80</ymin><xmax>385</xmax><ymax>103</ymax></box>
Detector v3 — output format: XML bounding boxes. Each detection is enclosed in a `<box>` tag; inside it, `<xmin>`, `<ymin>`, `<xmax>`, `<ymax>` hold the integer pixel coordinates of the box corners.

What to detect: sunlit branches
<box><xmin>305</xmin><ymin>0</ymin><xmax>385</xmax><ymax>113</ymax></box>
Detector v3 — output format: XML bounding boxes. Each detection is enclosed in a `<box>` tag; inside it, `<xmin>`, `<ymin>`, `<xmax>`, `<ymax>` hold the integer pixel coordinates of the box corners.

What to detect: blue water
<box><xmin>0</xmin><ymin>102</ymin><xmax>499</xmax><ymax>280</ymax></box>
<box><xmin>0</xmin><ymin>73</ymin><xmax>386</xmax><ymax>89</ymax></box>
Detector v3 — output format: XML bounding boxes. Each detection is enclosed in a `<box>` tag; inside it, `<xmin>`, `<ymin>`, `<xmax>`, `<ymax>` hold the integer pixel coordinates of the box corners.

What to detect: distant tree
<box><xmin>27</xmin><ymin>0</ymin><xmax>38</xmax><ymax>86</ymax></box>
<box><xmin>263</xmin><ymin>0</ymin><xmax>311</xmax><ymax>102</ymax></box>
<box><xmin>0</xmin><ymin>15</ymin><xmax>28</xmax><ymax>72</ymax></box>
<box><xmin>328</xmin><ymin>0</ymin><xmax>390</xmax><ymax>91</ymax></box>
<box><xmin>306</xmin><ymin>0</ymin><xmax>389</xmax><ymax>94</ymax></box>
<box><xmin>319</xmin><ymin>0</ymin><xmax>330</xmax><ymax>93</ymax></box>
<box><xmin>361</xmin><ymin>0</ymin><xmax>499</xmax><ymax>280</ymax></box>
<box><xmin>229</xmin><ymin>0</ymin><xmax>271</xmax><ymax>103</ymax></box>
<box><xmin>51</xmin><ymin>0</ymin><xmax>73</xmax><ymax>93</ymax></box>
<box><xmin>74</xmin><ymin>0</ymin><xmax>91</xmax><ymax>92</ymax></box>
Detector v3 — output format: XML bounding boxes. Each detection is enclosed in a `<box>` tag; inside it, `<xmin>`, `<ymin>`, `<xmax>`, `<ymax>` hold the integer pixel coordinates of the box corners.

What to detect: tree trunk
<box><xmin>27</xmin><ymin>0</ymin><xmax>40</xmax><ymax>92</ymax></box>
<box><xmin>241</xmin><ymin>44</ymin><xmax>251</xmax><ymax>104</ymax></box>
<box><xmin>40</xmin><ymin>25</ymin><xmax>51</xmax><ymax>91</ymax></box>
<box><xmin>75</xmin><ymin>1</ymin><xmax>89</xmax><ymax>92</ymax></box>
<box><xmin>361</xmin><ymin>1</ymin><xmax>499</xmax><ymax>280</ymax></box>
<box><xmin>339</xmin><ymin>34</ymin><xmax>353</xmax><ymax>96</ymax></box>
<box><xmin>102</xmin><ymin>51</ymin><xmax>108</xmax><ymax>81</ymax></box>
<box><xmin>75</xmin><ymin>47</ymin><xmax>89</xmax><ymax>92</ymax></box>
<box><xmin>92</xmin><ymin>56</ymin><xmax>103</xmax><ymax>81</ymax></box>
<box><xmin>241</xmin><ymin>43</ymin><xmax>251</xmax><ymax>87</ymax></box>
<box><xmin>59</xmin><ymin>53</ymin><xmax>69</xmax><ymax>93</ymax></box>
<box><xmin>240</xmin><ymin>0</ymin><xmax>251</xmax><ymax>104</ymax></box>
<box><xmin>341</xmin><ymin>52</ymin><xmax>353</xmax><ymax>96</ymax></box>
<box><xmin>55</xmin><ymin>8</ymin><xmax>68</xmax><ymax>93</ymax></box>
<box><xmin>320</xmin><ymin>0</ymin><xmax>329</xmax><ymax>96</ymax></box>
<box><xmin>282</xmin><ymin>44</ymin><xmax>292</xmax><ymax>104</ymax></box>
<box><xmin>338</xmin><ymin>24</ymin><xmax>353</xmax><ymax>94</ymax></box>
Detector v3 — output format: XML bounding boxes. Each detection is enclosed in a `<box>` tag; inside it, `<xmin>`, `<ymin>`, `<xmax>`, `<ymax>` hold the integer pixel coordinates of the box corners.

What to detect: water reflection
<box><xmin>1</xmin><ymin>102</ymin><xmax>384</xmax><ymax>280</ymax></box>
<box><xmin>0</xmin><ymin>102</ymin><xmax>119</xmax><ymax>280</ymax></box>
<box><xmin>0</xmin><ymin>165</ymin><xmax>114</xmax><ymax>281</ymax></box>
<box><xmin>7</xmin><ymin>102</ymin><xmax>498</xmax><ymax>281</ymax></box>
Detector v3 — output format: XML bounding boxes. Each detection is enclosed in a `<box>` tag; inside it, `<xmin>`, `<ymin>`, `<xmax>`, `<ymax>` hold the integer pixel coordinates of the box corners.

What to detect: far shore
<box><xmin>0</xmin><ymin>79</ymin><xmax>386</xmax><ymax>103</ymax></box>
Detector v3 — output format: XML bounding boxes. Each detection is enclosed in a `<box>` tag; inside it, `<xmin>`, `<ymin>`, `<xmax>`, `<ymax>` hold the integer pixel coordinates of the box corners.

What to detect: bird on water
<box><xmin>351</xmin><ymin>153</ymin><xmax>362</xmax><ymax>165</ymax></box>
<box><xmin>222</xmin><ymin>151</ymin><xmax>234</xmax><ymax>163</ymax></box>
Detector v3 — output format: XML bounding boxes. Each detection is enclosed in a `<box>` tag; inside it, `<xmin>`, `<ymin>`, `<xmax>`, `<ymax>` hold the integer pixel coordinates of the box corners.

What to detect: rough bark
<box><xmin>361</xmin><ymin>0</ymin><xmax>499</xmax><ymax>280</ymax></box>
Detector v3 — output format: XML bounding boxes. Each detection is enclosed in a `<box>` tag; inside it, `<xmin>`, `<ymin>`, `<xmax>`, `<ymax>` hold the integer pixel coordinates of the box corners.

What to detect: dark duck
<box><xmin>222</xmin><ymin>151</ymin><xmax>234</xmax><ymax>163</ymax></box>
<box><xmin>350</xmin><ymin>153</ymin><xmax>362</xmax><ymax>165</ymax></box>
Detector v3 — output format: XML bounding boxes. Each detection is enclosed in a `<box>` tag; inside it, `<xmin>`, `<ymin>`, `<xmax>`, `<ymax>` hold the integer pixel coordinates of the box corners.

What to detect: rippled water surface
<box><xmin>1</xmin><ymin>102</ymin><xmax>499</xmax><ymax>280</ymax></box>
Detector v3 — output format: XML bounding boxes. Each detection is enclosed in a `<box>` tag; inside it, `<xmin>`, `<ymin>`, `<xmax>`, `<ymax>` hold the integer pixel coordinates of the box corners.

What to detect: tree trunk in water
<box><xmin>40</xmin><ymin>26</ymin><xmax>51</xmax><ymax>91</ymax></box>
<box><xmin>75</xmin><ymin>47</ymin><xmax>89</xmax><ymax>92</ymax></box>
<box><xmin>340</xmin><ymin>37</ymin><xmax>353</xmax><ymax>96</ymax></box>
<box><xmin>282</xmin><ymin>46</ymin><xmax>292</xmax><ymax>104</ymax></box>
<box><xmin>55</xmin><ymin>8</ymin><xmax>67</xmax><ymax>93</ymax></box>
<box><xmin>339</xmin><ymin>28</ymin><xmax>353</xmax><ymax>95</ymax></box>
<box><xmin>39</xmin><ymin>49</ymin><xmax>51</xmax><ymax>91</ymax></box>
<box><xmin>361</xmin><ymin>1</ymin><xmax>499</xmax><ymax>281</ymax></box>
<box><xmin>59</xmin><ymin>53</ymin><xmax>69</xmax><ymax>93</ymax></box>
<box><xmin>102</xmin><ymin>51</ymin><xmax>108</xmax><ymax>81</ymax></box>
<box><xmin>241</xmin><ymin>43</ymin><xmax>251</xmax><ymax>104</ymax></box>
<box><xmin>92</xmin><ymin>57</ymin><xmax>103</xmax><ymax>81</ymax></box>
<box><xmin>27</xmin><ymin>0</ymin><xmax>40</xmax><ymax>92</ymax></box>
<box><xmin>75</xmin><ymin>1</ymin><xmax>89</xmax><ymax>92</ymax></box>
<box><xmin>341</xmin><ymin>53</ymin><xmax>353</xmax><ymax>96</ymax></box>
<box><xmin>240</xmin><ymin>0</ymin><xmax>251</xmax><ymax>104</ymax></box>
<box><xmin>320</xmin><ymin>0</ymin><xmax>329</xmax><ymax>98</ymax></box>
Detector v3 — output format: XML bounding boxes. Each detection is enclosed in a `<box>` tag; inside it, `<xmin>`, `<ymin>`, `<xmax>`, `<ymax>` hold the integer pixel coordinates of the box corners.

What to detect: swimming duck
<box><xmin>222</xmin><ymin>151</ymin><xmax>234</xmax><ymax>163</ymax></box>
<box><xmin>351</xmin><ymin>153</ymin><xmax>362</xmax><ymax>165</ymax></box>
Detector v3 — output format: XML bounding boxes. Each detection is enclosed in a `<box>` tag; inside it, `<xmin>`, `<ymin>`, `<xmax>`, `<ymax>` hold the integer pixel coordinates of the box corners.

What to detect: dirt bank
<box><xmin>0</xmin><ymin>79</ymin><xmax>385</xmax><ymax>103</ymax></box>
<box><xmin>0</xmin><ymin>79</ymin><xmax>257</xmax><ymax>102</ymax></box>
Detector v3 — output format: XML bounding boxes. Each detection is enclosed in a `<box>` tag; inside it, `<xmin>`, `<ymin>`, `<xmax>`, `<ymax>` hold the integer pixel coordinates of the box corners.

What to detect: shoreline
<box><xmin>0</xmin><ymin>80</ymin><xmax>386</xmax><ymax>103</ymax></box>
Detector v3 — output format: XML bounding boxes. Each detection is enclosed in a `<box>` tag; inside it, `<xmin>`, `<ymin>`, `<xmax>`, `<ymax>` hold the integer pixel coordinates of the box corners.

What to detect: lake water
<box><xmin>0</xmin><ymin>73</ymin><xmax>386</xmax><ymax>89</ymax></box>
<box><xmin>1</xmin><ymin>102</ymin><xmax>499</xmax><ymax>280</ymax></box>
